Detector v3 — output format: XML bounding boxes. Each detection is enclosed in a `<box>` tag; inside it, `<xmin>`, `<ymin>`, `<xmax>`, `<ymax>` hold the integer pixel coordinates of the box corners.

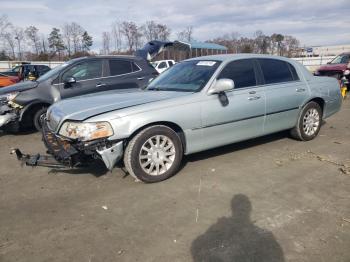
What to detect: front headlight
<box><xmin>59</xmin><ymin>121</ymin><xmax>114</xmax><ymax>141</ymax></box>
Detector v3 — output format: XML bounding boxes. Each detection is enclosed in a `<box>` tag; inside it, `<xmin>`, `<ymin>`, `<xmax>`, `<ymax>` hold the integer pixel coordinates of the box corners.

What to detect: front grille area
<box><xmin>42</xmin><ymin>121</ymin><xmax>78</xmax><ymax>161</ymax></box>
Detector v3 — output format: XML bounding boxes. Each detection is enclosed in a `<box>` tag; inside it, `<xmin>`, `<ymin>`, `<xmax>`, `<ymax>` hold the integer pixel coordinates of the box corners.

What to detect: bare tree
<box><xmin>14</xmin><ymin>27</ymin><xmax>25</xmax><ymax>60</ymax></box>
<box><xmin>102</xmin><ymin>31</ymin><xmax>111</xmax><ymax>54</ymax></box>
<box><xmin>62</xmin><ymin>23</ymin><xmax>72</xmax><ymax>56</ymax></box>
<box><xmin>120</xmin><ymin>21</ymin><xmax>143</xmax><ymax>52</ymax></box>
<box><xmin>156</xmin><ymin>23</ymin><xmax>171</xmax><ymax>41</ymax></box>
<box><xmin>141</xmin><ymin>21</ymin><xmax>157</xmax><ymax>42</ymax></box>
<box><xmin>3</xmin><ymin>30</ymin><xmax>16</xmax><ymax>59</ymax></box>
<box><xmin>177</xmin><ymin>26</ymin><xmax>193</xmax><ymax>42</ymax></box>
<box><xmin>111</xmin><ymin>21</ymin><xmax>123</xmax><ymax>52</ymax></box>
<box><xmin>282</xmin><ymin>35</ymin><xmax>300</xmax><ymax>57</ymax></box>
<box><xmin>25</xmin><ymin>26</ymin><xmax>40</xmax><ymax>55</ymax></box>
<box><xmin>253</xmin><ymin>30</ymin><xmax>271</xmax><ymax>54</ymax></box>
<box><xmin>70</xmin><ymin>22</ymin><xmax>84</xmax><ymax>53</ymax></box>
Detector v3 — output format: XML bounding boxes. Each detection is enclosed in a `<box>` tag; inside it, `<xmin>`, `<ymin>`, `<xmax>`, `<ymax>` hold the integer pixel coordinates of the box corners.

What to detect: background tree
<box><xmin>70</xmin><ymin>22</ymin><xmax>84</xmax><ymax>53</ymax></box>
<box><xmin>111</xmin><ymin>22</ymin><xmax>122</xmax><ymax>52</ymax></box>
<box><xmin>102</xmin><ymin>31</ymin><xmax>111</xmax><ymax>54</ymax></box>
<box><xmin>3</xmin><ymin>30</ymin><xmax>16</xmax><ymax>59</ymax></box>
<box><xmin>25</xmin><ymin>26</ymin><xmax>40</xmax><ymax>55</ymax></box>
<box><xmin>82</xmin><ymin>31</ymin><xmax>93</xmax><ymax>51</ymax></box>
<box><xmin>14</xmin><ymin>27</ymin><xmax>24</xmax><ymax>60</ymax></box>
<box><xmin>62</xmin><ymin>23</ymin><xmax>72</xmax><ymax>56</ymax></box>
<box><xmin>120</xmin><ymin>21</ymin><xmax>142</xmax><ymax>53</ymax></box>
<box><xmin>48</xmin><ymin>28</ymin><xmax>65</xmax><ymax>59</ymax></box>
<box><xmin>177</xmin><ymin>26</ymin><xmax>193</xmax><ymax>42</ymax></box>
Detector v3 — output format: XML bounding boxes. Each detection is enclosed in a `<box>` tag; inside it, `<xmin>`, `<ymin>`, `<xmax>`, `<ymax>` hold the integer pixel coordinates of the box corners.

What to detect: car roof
<box><xmin>187</xmin><ymin>53</ymin><xmax>296</xmax><ymax>62</ymax></box>
<box><xmin>83</xmin><ymin>55</ymin><xmax>141</xmax><ymax>60</ymax></box>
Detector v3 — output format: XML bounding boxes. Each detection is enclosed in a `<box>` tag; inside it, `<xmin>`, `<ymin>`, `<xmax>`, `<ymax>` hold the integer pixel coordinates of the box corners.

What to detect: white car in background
<box><xmin>151</xmin><ymin>60</ymin><xmax>176</xmax><ymax>73</ymax></box>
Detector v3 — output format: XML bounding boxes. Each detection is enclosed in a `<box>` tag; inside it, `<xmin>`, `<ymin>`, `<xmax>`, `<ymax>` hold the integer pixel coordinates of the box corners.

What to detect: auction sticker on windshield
<box><xmin>196</xmin><ymin>61</ymin><xmax>217</xmax><ymax>66</ymax></box>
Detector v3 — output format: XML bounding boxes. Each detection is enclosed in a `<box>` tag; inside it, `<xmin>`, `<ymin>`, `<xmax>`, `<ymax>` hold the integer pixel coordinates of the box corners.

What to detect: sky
<box><xmin>2</xmin><ymin>0</ymin><xmax>350</xmax><ymax>51</ymax></box>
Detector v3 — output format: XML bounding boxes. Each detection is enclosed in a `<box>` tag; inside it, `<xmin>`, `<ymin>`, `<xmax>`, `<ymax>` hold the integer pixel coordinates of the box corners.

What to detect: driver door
<box><xmin>200</xmin><ymin>59</ymin><xmax>266</xmax><ymax>150</ymax></box>
<box><xmin>58</xmin><ymin>59</ymin><xmax>104</xmax><ymax>99</ymax></box>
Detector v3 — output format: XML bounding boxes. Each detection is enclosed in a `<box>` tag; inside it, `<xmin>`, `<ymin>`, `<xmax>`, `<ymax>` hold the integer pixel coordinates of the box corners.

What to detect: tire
<box><xmin>124</xmin><ymin>125</ymin><xmax>183</xmax><ymax>183</ymax></box>
<box><xmin>33</xmin><ymin>107</ymin><xmax>48</xmax><ymax>131</ymax></box>
<box><xmin>290</xmin><ymin>101</ymin><xmax>322</xmax><ymax>141</ymax></box>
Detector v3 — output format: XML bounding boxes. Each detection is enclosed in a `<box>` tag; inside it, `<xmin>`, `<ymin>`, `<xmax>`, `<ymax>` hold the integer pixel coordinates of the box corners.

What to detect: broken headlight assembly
<box><xmin>59</xmin><ymin>121</ymin><xmax>114</xmax><ymax>142</ymax></box>
<box><xmin>7</xmin><ymin>92</ymin><xmax>19</xmax><ymax>101</ymax></box>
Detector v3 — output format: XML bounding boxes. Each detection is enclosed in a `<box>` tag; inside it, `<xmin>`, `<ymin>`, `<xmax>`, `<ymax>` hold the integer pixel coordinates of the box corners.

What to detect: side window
<box><xmin>218</xmin><ymin>59</ymin><xmax>257</xmax><ymax>89</ymax></box>
<box><xmin>62</xmin><ymin>60</ymin><xmax>102</xmax><ymax>81</ymax></box>
<box><xmin>288</xmin><ymin>63</ymin><xmax>299</xmax><ymax>81</ymax></box>
<box><xmin>341</xmin><ymin>55</ymin><xmax>350</xmax><ymax>64</ymax></box>
<box><xmin>168</xmin><ymin>61</ymin><xmax>174</xmax><ymax>66</ymax></box>
<box><xmin>109</xmin><ymin>60</ymin><xmax>132</xmax><ymax>76</ymax></box>
<box><xmin>259</xmin><ymin>59</ymin><xmax>293</xmax><ymax>84</ymax></box>
<box><xmin>131</xmin><ymin>62</ymin><xmax>141</xmax><ymax>72</ymax></box>
<box><xmin>158</xmin><ymin>62</ymin><xmax>167</xmax><ymax>69</ymax></box>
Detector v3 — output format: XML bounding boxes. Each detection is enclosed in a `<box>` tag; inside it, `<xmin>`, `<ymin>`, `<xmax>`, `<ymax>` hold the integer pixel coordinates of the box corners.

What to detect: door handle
<box><xmin>296</xmin><ymin>88</ymin><xmax>306</xmax><ymax>92</ymax></box>
<box><xmin>137</xmin><ymin>77</ymin><xmax>145</xmax><ymax>80</ymax></box>
<box><xmin>96</xmin><ymin>83</ymin><xmax>106</xmax><ymax>88</ymax></box>
<box><xmin>249</xmin><ymin>91</ymin><xmax>256</xmax><ymax>94</ymax></box>
<box><xmin>248</xmin><ymin>96</ymin><xmax>261</xmax><ymax>101</ymax></box>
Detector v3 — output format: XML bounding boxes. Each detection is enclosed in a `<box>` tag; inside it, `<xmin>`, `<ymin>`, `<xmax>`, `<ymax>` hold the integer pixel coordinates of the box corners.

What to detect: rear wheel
<box><xmin>290</xmin><ymin>101</ymin><xmax>322</xmax><ymax>141</ymax></box>
<box><xmin>33</xmin><ymin>107</ymin><xmax>48</xmax><ymax>131</ymax></box>
<box><xmin>124</xmin><ymin>125</ymin><xmax>183</xmax><ymax>183</ymax></box>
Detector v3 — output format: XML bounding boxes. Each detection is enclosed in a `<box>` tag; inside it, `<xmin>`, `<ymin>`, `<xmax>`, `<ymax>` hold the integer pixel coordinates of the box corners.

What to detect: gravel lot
<box><xmin>0</xmin><ymin>100</ymin><xmax>349</xmax><ymax>262</ymax></box>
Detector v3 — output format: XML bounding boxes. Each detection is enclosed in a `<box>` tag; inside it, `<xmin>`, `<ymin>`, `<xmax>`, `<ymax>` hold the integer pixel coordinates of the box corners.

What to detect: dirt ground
<box><xmin>0</xmin><ymin>100</ymin><xmax>349</xmax><ymax>262</ymax></box>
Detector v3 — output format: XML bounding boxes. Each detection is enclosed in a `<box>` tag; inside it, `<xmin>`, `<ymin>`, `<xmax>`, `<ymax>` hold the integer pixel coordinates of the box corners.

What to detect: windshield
<box><xmin>36</xmin><ymin>60</ymin><xmax>76</xmax><ymax>81</ymax></box>
<box><xmin>330</xmin><ymin>54</ymin><xmax>350</xmax><ymax>64</ymax></box>
<box><xmin>147</xmin><ymin>60</ymin><xmax>221</xmax><ymax>92</ymax></box>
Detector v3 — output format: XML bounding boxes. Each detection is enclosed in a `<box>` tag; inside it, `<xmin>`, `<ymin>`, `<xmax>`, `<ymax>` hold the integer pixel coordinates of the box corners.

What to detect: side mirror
<box><xmin>327</xmin><ymin>62</ymin><xmax>331</xmax><ymax>64</ymax></box>
<box><xmin>208</xmin><ymin>78</ymin><xmax>235</xmax><ymax>95</ymax></box>
<box><xmin>65</xmin><ymin>77</ymin><xmax>76</xmax><ymax>84</ymax></box>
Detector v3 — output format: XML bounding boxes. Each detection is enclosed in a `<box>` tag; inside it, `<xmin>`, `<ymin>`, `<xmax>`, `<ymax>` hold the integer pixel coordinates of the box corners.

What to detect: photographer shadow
<box><xmin>191</xmin><ymin>194</ymin><xmax>285</xmax><ymax>262</ymax></box>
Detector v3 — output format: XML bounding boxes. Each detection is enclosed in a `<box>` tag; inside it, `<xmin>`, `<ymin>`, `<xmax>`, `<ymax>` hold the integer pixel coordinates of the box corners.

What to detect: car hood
<box><xmin>318</xmin><ymin>63</ymin><xmax>347</xmax><ymax>72</ymax></box>
<box><xmin>0</xmin><ymin>80</ymin><xmax>38</xmax><ymax>95</ymax></box>
<box><xmin>47</xmin><ymin>90</ymin><xmax>190</xmax><ymax>130</ymax></box>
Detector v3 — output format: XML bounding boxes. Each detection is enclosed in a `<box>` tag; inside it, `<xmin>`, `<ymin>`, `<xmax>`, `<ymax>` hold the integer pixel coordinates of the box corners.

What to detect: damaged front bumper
<box><xmin>0</xmin><ymin>104</ymin><xmax>18</xmax><ymax>128</ymax></box>
<box><xmin>13</xmin><ymin>121</ymin><xmax>124</xmax><ymax>170</ymax></box>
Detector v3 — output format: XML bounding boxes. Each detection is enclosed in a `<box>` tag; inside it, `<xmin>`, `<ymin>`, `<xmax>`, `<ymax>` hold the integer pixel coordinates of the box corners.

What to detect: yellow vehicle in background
<box><xmin>341</xmin><ymin>69</ymin><xmax>349</xmax><ymax>98</ymax></box>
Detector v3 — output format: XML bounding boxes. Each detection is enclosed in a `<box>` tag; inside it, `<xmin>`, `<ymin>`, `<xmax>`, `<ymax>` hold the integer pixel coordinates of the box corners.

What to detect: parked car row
<box><xmin>6</xmin><ymin>46</ymin><xmax>341</xmax><ymax>183</ymax></box>
<box><xmin>2</xmin><ymin>63</ymin><xmax>51</xmax><ymax>82</ymax></box>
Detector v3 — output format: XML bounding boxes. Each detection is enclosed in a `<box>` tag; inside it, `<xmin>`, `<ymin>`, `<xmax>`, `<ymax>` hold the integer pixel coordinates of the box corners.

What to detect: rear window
<box><xmin>109</xmin><ymin>60</ymin><xmax>133</xmax><ymax>76</ymax></box>
<box><xmin>158</xmin><ymin>62</ymin><xmax>167</xmax><ymax>69</ymax></box>
<box><xmin>259</xmin><ymin>59</ymin><xmax>294</xmax><ymax>84</ymax></box>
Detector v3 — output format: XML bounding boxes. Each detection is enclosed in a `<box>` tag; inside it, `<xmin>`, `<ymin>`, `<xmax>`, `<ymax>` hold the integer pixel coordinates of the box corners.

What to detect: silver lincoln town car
<box><xmin>14</xmin><ymin>54</ymin><xmax>342</xmax><ymax>183</ymax></box>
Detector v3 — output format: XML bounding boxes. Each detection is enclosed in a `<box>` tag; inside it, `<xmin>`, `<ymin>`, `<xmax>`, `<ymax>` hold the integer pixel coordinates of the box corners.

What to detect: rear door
<box><xmin>58</xmin><ymin>59</ymin><xmax>104</xmax><ymax>99</ymax></box>
<box><xmin>200</xmin><ymin>59</ymin><xmax>266</xmax><ymax>150</ymax></box>
<box><xmin>102</xmin><ymin>58</ymin><xmax>150</xmax><ymax>91</ymax></box>
<box><xmin>257</xmin><ymin>58</ymin><xmax>310</xmax><ymax>134</ymax></box>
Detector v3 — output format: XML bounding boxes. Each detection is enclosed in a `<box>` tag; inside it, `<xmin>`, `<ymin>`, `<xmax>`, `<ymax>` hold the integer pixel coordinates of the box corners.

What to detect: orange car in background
<box><xmin>0</xmin><ymin>73</ymin><xmax>20</xmax><ymax>87</ymax></box>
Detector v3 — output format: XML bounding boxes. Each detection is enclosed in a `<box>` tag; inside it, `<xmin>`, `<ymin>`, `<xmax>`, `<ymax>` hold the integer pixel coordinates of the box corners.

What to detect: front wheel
<box><xmin>124</xmin><ymin>125</ymin><xmax>183</xmax><ymax>183</ymax></box>
<box><xmin>290</xmin><ymin>101</ymin><xmax>322</xmax><ymax>141</ymax></box>
<box><xmin>33</xmin><ymin>107</ymin><xmax>48</xmax><ymax>131</ymax></box>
